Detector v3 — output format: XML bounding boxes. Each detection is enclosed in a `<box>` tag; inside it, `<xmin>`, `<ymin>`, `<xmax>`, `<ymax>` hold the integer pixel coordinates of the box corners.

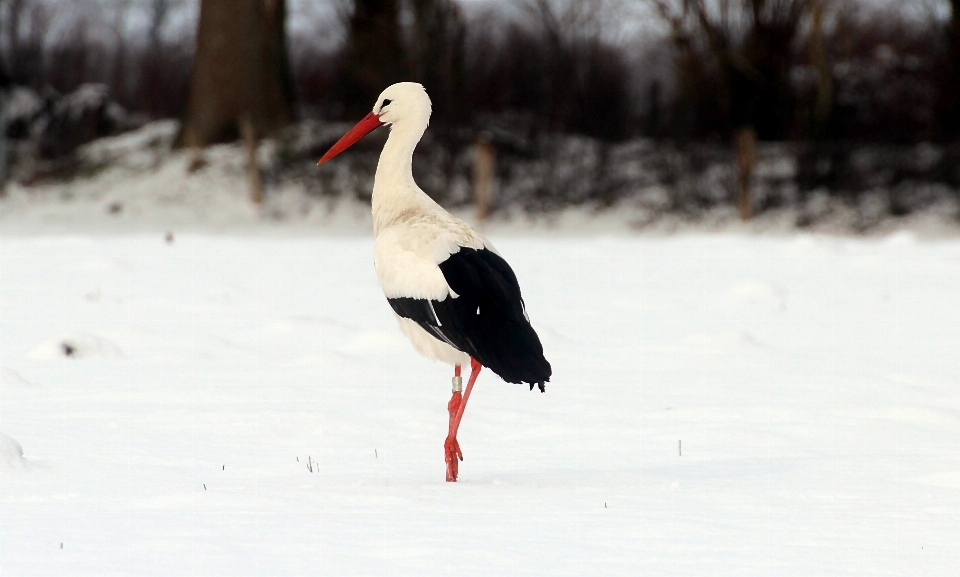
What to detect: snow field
<box><xmin>2</xmin><ymin>233</ymin><xmax>959</xmax><ymax>575</ymax></box>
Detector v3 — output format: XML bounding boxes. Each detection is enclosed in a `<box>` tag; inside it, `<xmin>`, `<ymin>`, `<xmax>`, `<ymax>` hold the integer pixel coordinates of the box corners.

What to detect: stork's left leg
<box><xmin>445</xmin><ymin>358</ymin><xmax>482</xmax><ymax>482</ymax></box>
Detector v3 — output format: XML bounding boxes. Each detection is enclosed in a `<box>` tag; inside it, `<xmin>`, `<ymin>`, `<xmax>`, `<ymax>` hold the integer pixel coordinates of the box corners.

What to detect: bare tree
<box><xmin>2</xmin><ymin>0</ymin><xmax>51</xmax><ymax>87</ymax></box>
<box><xmin>1</xmin><ymin>60</ymin><xmax>9</xmax><ymax>189</ymax></box>
<box><xmin>520</xmin><ymin>0</ymin><xmax>633</xmax><ymax>138</ymax></box>
<box><xmin>145</xmin><ymin>0</ymin><xmax>177</xmax><ymax>54</ymax></box>
<box><xmin>100</xmin><ymin>0</ymin><xmax>137</xmax><ymax>101</ymax></box>
<box><xmin>136</xmin><ymin>0</ymin><xmax>188</xmax><ymax>117</ymax></box>
<box><xmin>176</xmin><ymin>0</ymin><xmax>292</xmax><ymax>147</ymax></box>
<box><xmin>941</xmin><ymin>0</ymin><xmax>960</xmax><ymax>140</ymax></box>
<box><xmin>645</xmin><ymin>0</ymin><xmax>824</xmax><ymax>139</ymax></box>
<box><xmin>408</xmin><ymin>0</ymin><xmax>465</xmax><ymax>126</ymax></box>
<box><xmin>1</xmin><ymin>0</ymin><xmax>28</xmax><ymax>75</ymax></box>
<box><xmin>645</xmin><ymin>0</ymin><xmax>829</xmax><ymax>219</ymax></box>
<box><xmin>338</xmin><ymin>0</ymin><xmax>406</xmax><ymax>118</ymax></box>
<box><xmin>806</xmin><ymin>0</ymin><xmax>832</xmax><ymax>137</ymax></box>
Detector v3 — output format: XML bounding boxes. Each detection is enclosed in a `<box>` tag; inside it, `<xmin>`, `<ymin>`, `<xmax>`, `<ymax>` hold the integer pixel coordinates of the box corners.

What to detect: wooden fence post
<box><xmin>473</xmin><ymin>135</ymin><xmax>495</xmax><ymax>224</ymax></box>
<box><xmin>735</xmin><ymin>127</ymin><xmax>757</xmax><ymax>221</ymax></box>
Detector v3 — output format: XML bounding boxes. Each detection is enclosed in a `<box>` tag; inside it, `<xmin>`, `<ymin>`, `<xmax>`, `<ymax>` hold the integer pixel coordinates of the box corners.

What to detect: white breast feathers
<box><xmin>373</xmin><ymin>211</ymin><xmax>485</xmax><ymax>301</ymax></box>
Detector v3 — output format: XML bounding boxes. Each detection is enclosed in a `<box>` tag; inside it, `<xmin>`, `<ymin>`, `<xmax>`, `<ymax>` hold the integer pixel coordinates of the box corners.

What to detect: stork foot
<box><xmin>444</xmin><ymin>436</ymin><xmax>462</xmax><ymax>482</ymax></box>
<box><xmin>444</xmin><ymin>359</ymin><xmax>481</xmax><ymax>482</ymax></box>
<box><xmin>446</xmin><ymin>390</ymin><xmax>464</xmax><ymax>482</ymax></box>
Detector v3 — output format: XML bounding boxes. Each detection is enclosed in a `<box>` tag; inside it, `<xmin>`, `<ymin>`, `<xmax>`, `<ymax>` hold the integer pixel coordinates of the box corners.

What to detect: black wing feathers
<box><xmin>387</xmin><ymin>298</ymin><xmax>454</xmax><ymax>347</ymax></box>
<box><xmin>388</xmin><ymin>247</ymin><xmax>551</xmax><ymax>387</ymax></box>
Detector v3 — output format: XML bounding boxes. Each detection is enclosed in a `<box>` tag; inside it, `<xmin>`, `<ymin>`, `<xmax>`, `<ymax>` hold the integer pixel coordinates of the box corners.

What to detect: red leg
<box><xmin>445</xmin><ymin>386</ymin><xmax>462</xmax><ymax>480</ymax></box>
<box><xmin>445</xmin><ymin>358</ymin><xmax>481</xmax><ymax>482</ymax></box>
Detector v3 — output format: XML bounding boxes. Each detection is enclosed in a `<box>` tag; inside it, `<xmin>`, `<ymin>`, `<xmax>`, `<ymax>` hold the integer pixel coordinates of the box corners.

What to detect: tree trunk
<box><xmin>176</xmin><ymin>0</ymin><xmax>292</xmax><ymax>147</ymax></box>
<box><xmin>339</xmin><ymin>0</ymin><xmax>406</xmax><ymax>118</ymax></box>
<box><xmin>0</xmin><ymin>65</ymin><xmax>10</xmax><ymax>190</ymax></box>
<box><xmin>408</xmin><ymin>0</ymin><xmax>465</xmax><ymax>126</ymax></box>
<box><xmin>944</xmin><ymin>0</ymin><xmax>960</xmax><ymax>140</ymax></box>
<box><xmin>807</xmin><ymin>0</ymin><xmax>832</xmax><ymax>138</ymax></box>
<box><xmin>4</xmin><ymin>0</ymin><xmax>25</xmax><ymax>81</ymax></box>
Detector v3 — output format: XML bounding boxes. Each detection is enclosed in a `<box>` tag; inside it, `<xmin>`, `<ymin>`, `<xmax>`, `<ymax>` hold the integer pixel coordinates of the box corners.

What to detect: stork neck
<box><xmin>374</xmin><ymin>124</ymin><xmax>422</xmax><ymax>188</ymax></box>
<box><xmin>372</xmin><ymin>122</ymin><xmax>429</xmax><ymax>235</ymax></box>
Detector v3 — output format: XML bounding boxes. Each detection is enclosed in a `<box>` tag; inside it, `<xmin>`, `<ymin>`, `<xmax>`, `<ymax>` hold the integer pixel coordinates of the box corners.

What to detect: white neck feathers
<box><xmin>371</xmin><ymin>119</ymin><xmax>432</xmax><ymax>236</ymax></box>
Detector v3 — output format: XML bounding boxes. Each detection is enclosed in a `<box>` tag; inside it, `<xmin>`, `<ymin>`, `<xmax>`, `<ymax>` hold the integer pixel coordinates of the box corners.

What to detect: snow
<box><xmin>1</xmin><ymin>433</ymin><xmax>27</xmax><ymax>470</ymax></box>
<box><xmin>57</xmin><ymin>85</ymin><xmax>112</xmax><ymax>122</ymax></box>
<box><xmin>26</xmin><ymin>332</ymin><xmax>125</xmax><ymax>361</ymax></box>
<box><xmin>2</xmin><ymin>87</ymin><xmax>44</xmax><ymax>124</ymax></box>
<box><xmin>1</xmin><ymin>368</ymin><xmax>33</xmax><ymax>388</ymax></box>
<box><xmin>2</xmin><ymin>232</ymin><xmax>959</xmax><ymax>575</ymax></box>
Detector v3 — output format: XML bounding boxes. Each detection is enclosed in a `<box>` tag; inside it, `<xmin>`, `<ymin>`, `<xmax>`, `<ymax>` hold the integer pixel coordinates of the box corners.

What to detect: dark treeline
<box><xmin>291</xmin><ymin>0</ymin><xmax>960</xmax><ymax>144</ymax></box>
<box><xmin>1</xmin><ymin>0</ymin><xmax>194</xmax><ymax>120</ymax></box>
<box><xmin>1</xmin><ymin>0</ymin><xmax>958</xmax><ymax>145</ymax></box>
<box><xmin>294</xmin><ymin>0</ymin><xmax>635</xmax><ymax>141</ymax></box>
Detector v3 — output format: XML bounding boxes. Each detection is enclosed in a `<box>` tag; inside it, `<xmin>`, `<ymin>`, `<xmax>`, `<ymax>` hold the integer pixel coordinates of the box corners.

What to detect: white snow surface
<box><xmin>2</xmin><ymin>232</ymin><xmax>959</xmax><ymax>575</ymax></box>
<box><xmin>0</xmin><ymin>433</ymin><xmax>27</xmax><ymax>470</ymax></box>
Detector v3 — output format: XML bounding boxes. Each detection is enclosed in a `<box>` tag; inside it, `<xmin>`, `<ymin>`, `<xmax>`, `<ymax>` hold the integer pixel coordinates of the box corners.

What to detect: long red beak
<box><xmin>317</xmin><ymin>112</ymin><xmax>384</xmax><ymax>165</ymax></box>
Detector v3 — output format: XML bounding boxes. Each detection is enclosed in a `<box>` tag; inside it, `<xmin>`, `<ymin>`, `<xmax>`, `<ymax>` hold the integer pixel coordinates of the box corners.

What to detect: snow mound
<box><xmin>2</xmin><ymin>87</ymin><xmax>45</xmax><ymax>137</ymax></box>
<box><xmin>27</xmin><ymin>333</ymin><xmax>124</xmax><ymax>360</ymax></box>
<box><xmin>0</xmin><ymin>367</ymin><xmax>34</xmax><ymax>388</ymax></box>
<box><xmin>0</xmin><ymin>433</ymin><xmax>28</xmax><ymax>470</ymax></box>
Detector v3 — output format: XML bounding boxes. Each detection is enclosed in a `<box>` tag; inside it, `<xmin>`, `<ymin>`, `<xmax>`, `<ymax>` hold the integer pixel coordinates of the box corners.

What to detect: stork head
<box><xmin>317</xmin><ymin>82</ymin><xmax>432</xmax><ymax>165</ymax></box>
<box><xmin>374</xmin><ymin>82</ymin><xmax>432</xmax><ymax>129</ymax></box>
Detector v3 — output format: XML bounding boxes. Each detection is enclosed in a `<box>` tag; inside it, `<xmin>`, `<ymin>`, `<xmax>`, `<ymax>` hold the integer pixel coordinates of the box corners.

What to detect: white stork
<box><xmin>318</xmin><ymin>82</ymin><xmax>551</xmax><ymax>482</ymax></box>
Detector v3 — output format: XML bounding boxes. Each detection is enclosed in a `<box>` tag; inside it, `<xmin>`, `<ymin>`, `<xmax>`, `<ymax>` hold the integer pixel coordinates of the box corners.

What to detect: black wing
<box><xmin>388</xmin><ymin>247</ymin><xmax>551</xmax><ymax>388</ymax></box>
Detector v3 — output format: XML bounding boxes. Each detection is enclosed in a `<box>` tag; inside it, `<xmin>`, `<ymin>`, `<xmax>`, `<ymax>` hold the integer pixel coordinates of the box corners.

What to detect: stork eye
<box><xmin>381</xmin><ymin>99</ymin><xmax>392</xmax><ymax>108</ymax></box>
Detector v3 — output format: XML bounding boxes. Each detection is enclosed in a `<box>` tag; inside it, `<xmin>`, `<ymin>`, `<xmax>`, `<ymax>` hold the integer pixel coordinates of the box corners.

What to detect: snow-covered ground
<box><xmin>2</xmin><ymin>232</ymin><xmax>959</xmax><ymax>575</ymax></box>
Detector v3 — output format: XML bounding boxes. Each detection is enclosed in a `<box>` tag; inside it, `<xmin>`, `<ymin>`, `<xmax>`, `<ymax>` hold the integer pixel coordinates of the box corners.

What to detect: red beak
<box><xmin>317</xmin><ymin>112</ymin><xmax>384</xmax><ymax>165</ymax></box>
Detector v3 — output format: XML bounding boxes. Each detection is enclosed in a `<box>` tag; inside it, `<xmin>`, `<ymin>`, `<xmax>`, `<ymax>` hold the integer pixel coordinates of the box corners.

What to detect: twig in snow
<box><xmin>679</xmin><ymin>440</ymin><xmax>682</xmax><ymax>456</ymax></box>
<box><xmin>203</xmin><ymin>484</ymin><xmax>206</xmax><ymax>490</ymax></box>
